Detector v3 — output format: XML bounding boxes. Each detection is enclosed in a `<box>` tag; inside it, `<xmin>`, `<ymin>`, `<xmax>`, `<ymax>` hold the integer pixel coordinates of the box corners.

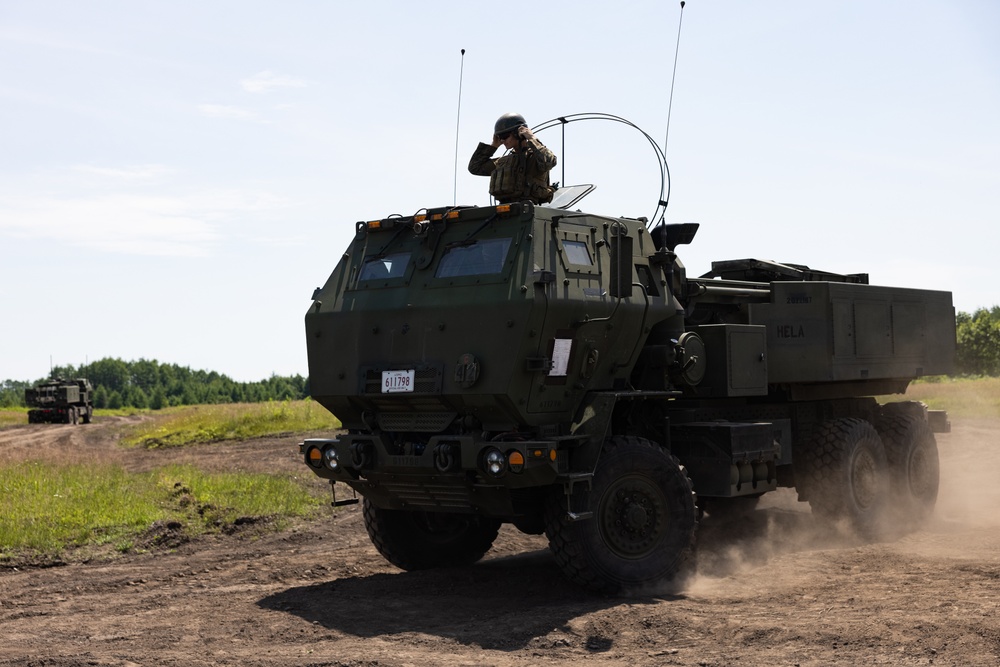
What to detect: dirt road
<box><xmin>1</xmin><ymin>417</ymin><xmax>998</xmax><ymax>666</ymax></box>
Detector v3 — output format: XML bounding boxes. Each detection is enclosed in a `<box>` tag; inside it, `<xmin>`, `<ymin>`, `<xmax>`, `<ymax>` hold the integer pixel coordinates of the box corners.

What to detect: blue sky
<box><xmin>1</xmin><ymin>1</ymin><xmax>998</xmax><ymax>383</ymax></box>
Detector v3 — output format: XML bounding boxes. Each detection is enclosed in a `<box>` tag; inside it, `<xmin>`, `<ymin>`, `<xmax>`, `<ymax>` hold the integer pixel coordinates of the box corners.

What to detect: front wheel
<box><xmin>545</xmin><ymin>436</ymin><xmax>698</xmax><ymax>594</ymax></box>
<box><xmin>362</xmin><ymin>500</ymin><xmax>501</xmax><ymax>571</ymax></box>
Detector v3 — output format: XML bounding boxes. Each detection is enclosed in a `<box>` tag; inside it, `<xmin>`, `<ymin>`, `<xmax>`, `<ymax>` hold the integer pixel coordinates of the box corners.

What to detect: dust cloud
<box><xmin>684</xmin><ymin>418</ymin><xmax>1000</xmax><ymax>597</ymax></box>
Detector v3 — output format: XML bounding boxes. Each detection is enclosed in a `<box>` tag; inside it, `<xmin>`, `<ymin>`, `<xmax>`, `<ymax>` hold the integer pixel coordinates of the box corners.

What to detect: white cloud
<box><xmin>70</xmin><ymin>164</ymin><xmax>175</xmax><ymax>181</ymax></box>
<box><xmin>241</xmin><ymin>69</ymin><xmax>307</xmax><ymax>94</ymax></box>
<box><xmin>0</xmin><ymin>194</ymin><xmax>221</xmax><ymax>257</ymax></box>
<box><xmin>198</xmin><ymin>104</ymin><xmax>264</xmax><ymax>122</ymax></box>
<box><xmin>0</xmin><ymin>163</ymin><xmax>298</xmax><ymax>258</ymax></box>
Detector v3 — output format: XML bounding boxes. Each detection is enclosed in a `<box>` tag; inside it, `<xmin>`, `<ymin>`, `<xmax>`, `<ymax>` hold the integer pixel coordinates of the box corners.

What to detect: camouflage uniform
<box><xmin>468</xmin><ymin>135</ymin><xmax>557</xmax><ymax>205</ymax></box>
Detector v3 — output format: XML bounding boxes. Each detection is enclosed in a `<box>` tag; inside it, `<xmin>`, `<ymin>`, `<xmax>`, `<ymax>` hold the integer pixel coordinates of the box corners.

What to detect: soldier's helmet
<box><xmin>494</xmin><ymin>112</ymin><xmax>527</xmax><ymax>137</ymax></box>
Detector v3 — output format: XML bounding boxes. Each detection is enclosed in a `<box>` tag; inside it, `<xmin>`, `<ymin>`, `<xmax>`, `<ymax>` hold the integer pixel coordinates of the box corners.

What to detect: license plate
<box><xmin>382</xmin><ymin>369</ymin><xmax>415</xmax><ymax>393</ymax></box>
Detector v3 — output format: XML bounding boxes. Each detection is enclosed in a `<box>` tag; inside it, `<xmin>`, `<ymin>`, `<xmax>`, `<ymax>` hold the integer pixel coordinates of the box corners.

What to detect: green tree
<box><xmin>107</xmin><ymin>390</ymin><xmax>123</xmax><ymax>410</ymax></box>
<box><xmin>129</xmin><ymin>387</ymin><xmax>149</xmax><ymax>409</ymax></box>
<box><xmin>86</xmin><ymin>358</ymin><xmax>130</xmax><ymax>394</ymax></box>
<box><xmin>956</xmin><ymin>308</ymin><xmax>1000</xmax><ymax>375</ymax></box>
<box><xmin>131</xmin><ymin>358</ymin><xmax>160</xmax><ymax>392</ymax></box>
<box><xmin>93</xmin><ymin>385</ymin><xmax>109</xmax><ymax>409</ymax></box>
<box><xmin>150</xmin><ymin>386</ymin><xmax>167</xmax><ymax>410</ymax></box>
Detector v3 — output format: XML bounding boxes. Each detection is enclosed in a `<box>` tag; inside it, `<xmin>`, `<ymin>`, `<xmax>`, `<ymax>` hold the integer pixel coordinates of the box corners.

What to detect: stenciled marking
<box><xmin>776</xmin><ymin>324</ymin><xmax>806</xmax><ymax>339</ymax></box>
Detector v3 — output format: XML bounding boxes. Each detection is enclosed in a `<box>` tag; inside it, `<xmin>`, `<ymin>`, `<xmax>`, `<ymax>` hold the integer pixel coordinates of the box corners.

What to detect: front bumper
<box><xmin>300</xmin><ymin>433</ymin><xmax>564</xmax><ymax>514</ymax></box>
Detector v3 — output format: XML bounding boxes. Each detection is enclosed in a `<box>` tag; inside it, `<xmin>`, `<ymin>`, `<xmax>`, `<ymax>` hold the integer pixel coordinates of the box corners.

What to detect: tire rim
<box><xmin>850</xmin><ymin>447</ymin><xmax>879</xmax><ymax>511</ymax></box>
<box><xmin>599</xmin><ymin>474</ymin><xmax>667</xmax><ymax>559</ymax></box>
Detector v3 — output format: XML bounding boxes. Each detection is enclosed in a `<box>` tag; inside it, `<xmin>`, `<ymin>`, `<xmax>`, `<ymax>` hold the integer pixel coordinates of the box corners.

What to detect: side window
<box><xmin>555</xmin><ymin>224</ymin><xmax>599</xmax><ymax>276</ymax></box>
<box><xmin>563</xmin><ymin>240</ymin><xmax>592</xmax><ymax>266</ymax></box>
<box><xmin>359</xmin><ymin>252</ymin><xmax>410</xmax><ymax>281</ymax></box>
<box><xmin>435</xmin><ymin>238</ymin><xmax>512</xmax><ymax>278</ymax></box>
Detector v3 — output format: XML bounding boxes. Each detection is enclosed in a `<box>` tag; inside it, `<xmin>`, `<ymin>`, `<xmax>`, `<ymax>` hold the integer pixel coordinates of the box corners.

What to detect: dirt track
<box><xmin>1</xmin><ymin>418</ymin><xmax>999</xmax><ymax>666</ymax></box>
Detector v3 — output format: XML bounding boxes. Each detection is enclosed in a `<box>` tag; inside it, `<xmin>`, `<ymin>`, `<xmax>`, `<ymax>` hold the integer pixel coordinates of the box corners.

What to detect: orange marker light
<box><xmin>307</xmin><ymin>447</ymin><xmax>323</xmax><ymax>467</ymax></box>
<box><xmin>507</xmin><ymin>450</ymin><xmax>525</xmax><ymax>473</ymax></box>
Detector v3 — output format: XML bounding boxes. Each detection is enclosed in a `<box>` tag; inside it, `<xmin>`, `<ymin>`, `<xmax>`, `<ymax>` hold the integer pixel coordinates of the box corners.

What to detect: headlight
<box><xmin>482</xmin><ymin>447</ymin><xmax>507</xmax><ymax>478</ymax></box>
<box><xmin>324</xmin><ymin>447</ymin><xmax>340</xmax><ymax>471</ymax></box>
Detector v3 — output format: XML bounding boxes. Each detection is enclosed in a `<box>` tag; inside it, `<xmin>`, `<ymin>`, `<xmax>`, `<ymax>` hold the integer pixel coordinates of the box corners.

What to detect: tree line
<box><xmin>956</xmin><ymin>307</ymin><xmax>1000</xmax><ymax>376</ymax></box>
<box><xmin>0</xmin><ymin>357</ymin><xmax>308</xmax><ymax>409</ymax></box>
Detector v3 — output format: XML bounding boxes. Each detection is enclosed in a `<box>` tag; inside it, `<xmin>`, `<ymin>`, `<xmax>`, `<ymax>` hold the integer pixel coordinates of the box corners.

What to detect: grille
<box><xmin>389</xmin><ymin>481</ymin><xmax>473</xmax><ymax>510</ymax></box>
<box><xmin>377</xmin><ymin>411</ymin><xmax>457</xmax><ymax>432</ymax></box>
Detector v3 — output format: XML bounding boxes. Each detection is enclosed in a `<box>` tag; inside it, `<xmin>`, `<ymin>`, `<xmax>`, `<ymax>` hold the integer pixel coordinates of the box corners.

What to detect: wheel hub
<box><xmin>908</xmin><ymin>445</ymin><xmax>938</xmax><ymax>498</ymax></box>
<box><xmin>599</xmin><ymin>476</ymin><xmax>666</xmax><ymax>558</ymax></box>
<box><xmin>851</xmin><ymin>449</ymin><xmax>878</xmax><ymax>510</ymax></box>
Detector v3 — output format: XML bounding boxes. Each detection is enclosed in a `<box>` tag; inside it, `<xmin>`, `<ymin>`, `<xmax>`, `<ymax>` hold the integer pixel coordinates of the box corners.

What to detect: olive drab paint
<box><xmin>300</xmin><ymin>200</ymin><xmax>956</xmax><ymax>593</ymax></box>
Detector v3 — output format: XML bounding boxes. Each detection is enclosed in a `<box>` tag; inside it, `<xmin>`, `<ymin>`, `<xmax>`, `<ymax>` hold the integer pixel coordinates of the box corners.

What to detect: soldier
<box><xmin>468</xmin><ymin>112</ymin><xmax>557</xmax><ymax>205</ymax></box>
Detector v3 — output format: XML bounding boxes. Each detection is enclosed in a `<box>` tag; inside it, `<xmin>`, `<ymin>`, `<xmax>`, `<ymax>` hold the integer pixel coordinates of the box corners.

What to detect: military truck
<box><xmin>26</xmin><ymin>378</ymin><xmax>94</xmax><ymax>425</ymax></box>
<box><xmin>300</xmin><ymin>199</ymin><xmax>955</xmax><ymax>593</ymax></box>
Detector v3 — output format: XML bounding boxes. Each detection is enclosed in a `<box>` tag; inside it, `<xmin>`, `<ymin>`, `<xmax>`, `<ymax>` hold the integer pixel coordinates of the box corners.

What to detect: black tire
<box><xmin>82</xmin><ymin>407</ymin><xmax>93</xmax><ymax>424</ymax></box>
<box><xmin>544</xmin><ymin>436</ymin><xmax>698</xmax><ymax>594</ymax></box>
<box><xmin>67</xmin><ymin>407</ymin><xmax>77</xmax><ymax>425</ymax></box>
<box><xmin>798</xmin><ymin>418</ymin><xmax>890</xmax><ymax>538</ymax></box>
<box><xmin>877</xmin><ymin>404</ymin><xmax>939</xmax><ymax>528</ymax></box>
<box><xmin>362</xmin><ymin>499</ymin><xmax>501</xmax><ymax>571</ymax></box>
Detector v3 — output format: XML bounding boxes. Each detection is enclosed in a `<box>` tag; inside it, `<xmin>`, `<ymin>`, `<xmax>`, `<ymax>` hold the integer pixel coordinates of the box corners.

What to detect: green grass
<box><xmin>891</xmin><ymin>376</ymin><xmax>1000</xmax><ymax>419</ymax></box>
<box><xmin>121</xmin><ymin>399</ymin><xmax>341</xmax><ymax>448</ymax></box>
<box><xmin>0</xmin><ymin>462</ymin><xmax>327</xmax><ymax>563</ymax></box>
<box><xmin>0</xmin><ymin>407</ymin><xmax>27</xmax><ymax>427</ymax></box>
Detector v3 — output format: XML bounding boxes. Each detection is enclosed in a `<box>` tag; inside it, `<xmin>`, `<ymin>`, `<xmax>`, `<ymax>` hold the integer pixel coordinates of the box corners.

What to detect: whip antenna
<box><xmin>453</xmin><ymin>48</ymin><xmax>466</xmax><ymax>205</ymax></box>
<box><xmin>662</xmin><ymin>1</ymin><xmax>686</xmax><ymax>157</ymax></box>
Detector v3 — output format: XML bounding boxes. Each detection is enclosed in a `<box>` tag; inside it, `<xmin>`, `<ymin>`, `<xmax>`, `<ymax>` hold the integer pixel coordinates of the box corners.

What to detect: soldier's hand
<box><xmin>491</xmin><ymin>134</ymin><xmax>502</xmax><ymax>148</ymax></box>
<box><xmin>518</xmin><ymin>126</ymin><xmax>534</xmax><ymax>141</ymax></box>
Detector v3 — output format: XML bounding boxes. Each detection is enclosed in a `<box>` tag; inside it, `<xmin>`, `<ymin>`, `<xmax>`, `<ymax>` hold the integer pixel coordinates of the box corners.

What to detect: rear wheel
<box><xmin>82</xmin><ymin>407</ymin><xmax>93</xmax><ymax>424</ymax></box>
<box><xmin>877</xmin><ymin>404</ymin><xmax>939</xmax><ymax>528</ymax></box>
<box><xmin>67</xmin><ymin>407</ymin><xmax>77</xmax><ymax>425</ymax></box>
<box><xmin>362</xmin><ymin>500</ymin><xmax>501</xmax><ymax>571</ymax></box>
<box><xmin>545</xmin><ymin>436</ymin><xmax>698</xmax><ymax>594</ymax></box>
<box><xmin>798</xmin><ymin>418</ymin><xmax>890</xmax><ymax>538</ymax></box>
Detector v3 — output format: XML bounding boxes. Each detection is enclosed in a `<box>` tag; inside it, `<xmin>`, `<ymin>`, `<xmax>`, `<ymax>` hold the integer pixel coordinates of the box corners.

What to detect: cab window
<box><xmin>359</xmin><ymin>252</ymin><xmax>410</xmax><ymax>281</ymax></box>
<box><xmin>563</xmin><ymin>240</ymin><xmax>592</xmax><ymax>266</ymax></box>
<box><xmin>435</xmin><ymin>238</ymin><xmax>512</xmax><ymax>278</ymax></box>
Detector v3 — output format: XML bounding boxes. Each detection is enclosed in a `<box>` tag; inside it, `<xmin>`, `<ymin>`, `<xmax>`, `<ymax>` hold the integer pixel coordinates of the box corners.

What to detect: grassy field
<box><xmin>888</xmin><ymin>376</ymin><xmax>1000</xmax><ymax>419</ymax></box>
<box><xmin>0</xmin><ymin>399</ymin><xmax>341</xmax><ymax>437</ymax></box>
<box><xmin>0</xmin><ymin>462</ymin><xmax>322</xmax><ymax>561</ymax></box>
<box><xmin>118</xmin><ymin>399</ymin><xmax>341</xmax><ymax>447</ymax></box>
<box><xmin>0</xmin><ymin>400</ymin><xmax>340</xmax><ymax>565</ymax></box>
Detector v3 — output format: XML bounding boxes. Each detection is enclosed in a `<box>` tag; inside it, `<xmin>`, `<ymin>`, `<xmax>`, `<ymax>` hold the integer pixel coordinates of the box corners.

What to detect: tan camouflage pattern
<box><xmin>468</xmin><ymin>136</ymin><xmax>557</xmax><ymax>204</ymax></box>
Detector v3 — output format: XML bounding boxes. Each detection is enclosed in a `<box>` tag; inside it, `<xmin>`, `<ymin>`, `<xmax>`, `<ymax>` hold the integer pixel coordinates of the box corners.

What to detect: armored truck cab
<box><xmin>302</xmin><ymin>201</ymin><xmax>955</xmax><ymax>593</ymax></box>
<box><xmin>26</xmin><ymin>378</ymin><xmax>94</xmax><ymax>425</ymax></box>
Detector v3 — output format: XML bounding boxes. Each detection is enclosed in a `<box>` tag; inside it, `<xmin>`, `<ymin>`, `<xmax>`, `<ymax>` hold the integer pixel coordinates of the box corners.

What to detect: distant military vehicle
<box><xmin>299</xmin><ymin>129</ymin><xmax>955</xmax><ymax>593</ymax></box>
<box><xmin>26</xmin><ymin>378</ymin><xmax>94</xmax><ymax>425</ymax></box>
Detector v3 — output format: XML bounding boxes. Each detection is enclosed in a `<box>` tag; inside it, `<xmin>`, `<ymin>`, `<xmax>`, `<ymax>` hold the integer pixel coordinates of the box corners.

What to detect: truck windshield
<box><xmin>359</xmin><ymin>252</ymin><xmax>410</xmax><ymax>281</ymax></box>
<box><xmin>435</xmin><ymin>238</ymin><xmax>512</xmax><ymax>278</ymax></box>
